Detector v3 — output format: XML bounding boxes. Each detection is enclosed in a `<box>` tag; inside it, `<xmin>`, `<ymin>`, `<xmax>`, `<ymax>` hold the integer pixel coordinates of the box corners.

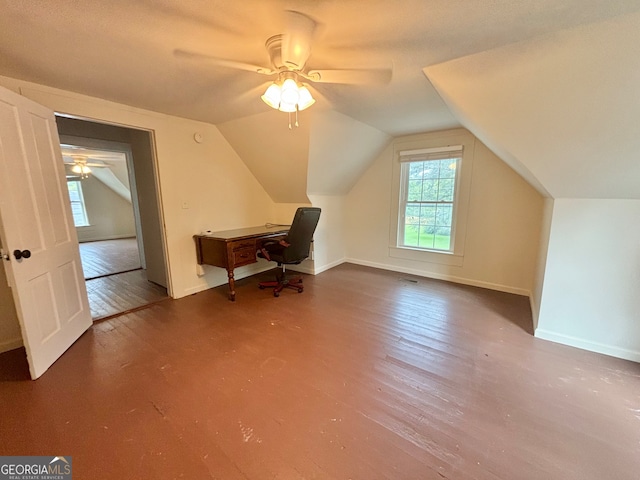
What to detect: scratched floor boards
<box><xmin>0</xmin><ymin>263</ymin><xmax>638</xmax><ymax>479</ymax></box>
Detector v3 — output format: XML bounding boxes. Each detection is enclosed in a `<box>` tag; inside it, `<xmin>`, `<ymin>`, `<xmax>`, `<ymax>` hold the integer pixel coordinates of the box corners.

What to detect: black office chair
<box><xmin>258</xmin><ymin>207</ymin><xmax>321</xmax><ymax>297</ymax></box>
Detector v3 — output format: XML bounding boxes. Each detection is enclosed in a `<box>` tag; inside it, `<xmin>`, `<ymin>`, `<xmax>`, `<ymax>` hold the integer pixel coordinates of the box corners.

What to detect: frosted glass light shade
<box><xmin>261</xmin><ymin>83</ymin><xmax>282</xmax><ymax>109</ymax></box>
<box><xmin>280</xmin><ymin>78</ymin><xmax>300</xmax><ymax>105</ymax></box>
<box><xmin>71</xmin><ymin>164</ymin><xmax>91</xmax><ymax>175</ymax></box>
<box><xmin>261</xmin><ymin>75</ymin><xmax>315</xmax><ymax>114</ymax></box>
<box><xmin>297</xmin><ymin>85</ymin><xmax>315</xmax><ymax>111</ymax></box>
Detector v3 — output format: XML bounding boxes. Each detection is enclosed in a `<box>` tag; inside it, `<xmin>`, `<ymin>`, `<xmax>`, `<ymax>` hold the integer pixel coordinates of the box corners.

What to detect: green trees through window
<box><xmin>401</xmin><ymin>158</ymin><xmax>459</xmax><ymax>251</ymax></box>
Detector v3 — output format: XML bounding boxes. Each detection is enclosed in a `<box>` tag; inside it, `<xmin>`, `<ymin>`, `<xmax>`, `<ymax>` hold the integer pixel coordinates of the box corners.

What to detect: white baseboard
<box><xmin>181</xmin><ymin>257</ymin><xmax>531</xmax><ymax>302</ymax></box>
<box><xmin>288</xmin><ymin>257</ymin><xmax>346</xmax><ymax>275</ymax></box>
<box><xmin>180</xmin><ymin>263</ymin><xmax>277</xmax><ymax>298</ymax></box>
<box><xmin>78</xmin><ymin>234</ymin><xmax>136</xmax><ymax>243</ymax></box>
<box><xmin>0</xmin><ymin>337</ymin><xmax>23</xmax><ymax>354</ymax></box>
<box><xmin>535</xmin><ymin>328</ymin><xmax>640</xmax><ymax>363</ymax></box>
<box><xmin>345</xmin><ymin>258</ymin><xmax>531</xmax><ymax>297</ymax></box>
<box><xmin>313</xmin><ymin>258</ymin><xmax>346</xmax><ymax>275</ymax></box>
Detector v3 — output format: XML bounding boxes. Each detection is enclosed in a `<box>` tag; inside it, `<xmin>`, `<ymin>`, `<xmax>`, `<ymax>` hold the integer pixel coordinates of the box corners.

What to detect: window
<box><xmin>66</xmin><ymin>180</ymin><xmax>89</xmax><ymax>227</ymax></box>
<box><xmin>389</xmin><ymin>130</ymin><xmax>475</xmax><ymax>266</ymax></box>
<box><xmin>398</xmin><ymin>146</ymin><xmax>462</xmax><ymax>252</ymax></box>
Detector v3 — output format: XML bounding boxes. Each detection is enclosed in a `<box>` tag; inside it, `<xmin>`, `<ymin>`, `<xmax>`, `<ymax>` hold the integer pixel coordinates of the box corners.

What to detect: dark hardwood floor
<box><xmin>79</xmin><ymin>238</ymin><xmax>141</xmax><ymax>280</ymax></box>
<box><xmin>0</xmin><ymin>263</ymin><xmax>638</xmax><ymax>479</ymax></box>
<box><xmin>78</xmin><ymin>238</ymin><xmax>168</xmax><ymax>320</ymax></box>
<box><xmin>85</xmin><ymin>269</ymin><xmax>169</xmax><ymax>321</ymax></box>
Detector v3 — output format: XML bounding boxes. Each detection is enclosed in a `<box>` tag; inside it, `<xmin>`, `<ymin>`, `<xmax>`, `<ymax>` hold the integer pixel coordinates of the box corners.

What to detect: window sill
<box><xmin>389</xmin><ymin>246</ymin><xmax>464</xmax><ymax>266</ymax></box>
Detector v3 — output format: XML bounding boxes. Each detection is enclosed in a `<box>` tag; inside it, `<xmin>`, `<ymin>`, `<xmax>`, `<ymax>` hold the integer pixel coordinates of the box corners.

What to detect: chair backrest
<box><xmin>282</xmin><ymin>207</ymin><xmax>321</xmax><ymax>264</ymax></box>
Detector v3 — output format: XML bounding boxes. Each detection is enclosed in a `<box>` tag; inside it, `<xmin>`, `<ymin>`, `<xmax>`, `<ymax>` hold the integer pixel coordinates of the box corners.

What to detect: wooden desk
<box><xmin>194</xmin><ymin>225</ymin><xmax>289</xmax><ymax>301</ymax></box>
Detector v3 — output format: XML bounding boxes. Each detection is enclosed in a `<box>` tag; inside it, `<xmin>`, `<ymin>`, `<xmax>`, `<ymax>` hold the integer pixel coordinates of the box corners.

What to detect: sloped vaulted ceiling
<box><xmin>218</xmin><ymin>109</ymin><xmax>390</xmax><ymax>202</ymax></box>
<box><xmin>423</xmin><ymin>10</ymin><xmax>640</xmax><ymax>199</ymax></box>
<box><xmin>307</xmin><ymin>111</ymin><xmax>390</xmax><ymax>196</ymax></box>
<box><xmin>217</xmin><ymin>109</ymin><xmax>311</xmax><ymax>204</ymax></box>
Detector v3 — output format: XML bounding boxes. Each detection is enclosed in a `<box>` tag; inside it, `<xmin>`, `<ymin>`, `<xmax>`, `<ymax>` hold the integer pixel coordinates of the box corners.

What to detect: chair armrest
<box><xmin>258</xmin><ymin>239</ymin><xmax>290</xmax><ymax>262</ymax></box>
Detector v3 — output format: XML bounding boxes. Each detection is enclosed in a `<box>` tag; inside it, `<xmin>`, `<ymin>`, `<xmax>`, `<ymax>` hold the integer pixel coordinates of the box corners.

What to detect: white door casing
<box><xmin>0</xmin><ymin>86</ymin><xmax>92</xmax><ymax>379</ymax></box>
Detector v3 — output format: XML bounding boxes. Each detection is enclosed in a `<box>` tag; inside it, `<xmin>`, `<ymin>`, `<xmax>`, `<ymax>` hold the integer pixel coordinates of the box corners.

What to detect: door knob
<box><xmin>13</xmin><ymin>249</ymin><xmax>31</xmax><ymax>260</ymax></box>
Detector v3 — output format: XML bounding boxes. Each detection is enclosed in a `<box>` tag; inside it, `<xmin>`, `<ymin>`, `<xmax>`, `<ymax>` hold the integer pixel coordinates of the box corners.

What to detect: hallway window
<box><xmin>67</xmin><ymin>180</ymin><xmax>89</xmax><ymax>227</ymax></box>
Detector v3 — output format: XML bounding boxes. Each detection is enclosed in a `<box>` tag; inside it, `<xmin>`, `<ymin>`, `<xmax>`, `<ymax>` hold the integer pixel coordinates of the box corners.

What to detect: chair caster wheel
<box><xmin>259</xmin><ymin>285</ymin><xmax>265</xmax><ymax>289</ymax></box>
<box><xmin>274</xmin><ymin>292</ymin><xmax>280</xmax><ymax>297</ymax></box>
<box><xmin>297</xmin><ymin>288</ymin><xmax>303</xmax><ymax>293</ymax></box>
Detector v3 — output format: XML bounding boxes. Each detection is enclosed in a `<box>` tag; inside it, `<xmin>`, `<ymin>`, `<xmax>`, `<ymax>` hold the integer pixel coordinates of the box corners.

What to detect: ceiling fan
<box><xmin>62</xmin><ymin>154</ymin><xmax>110</xmax><ymax>179</ymax></box>
<box><xmin>175</xmin><ymin>10</ymin><xmax>392</xmax><ymax>127</ymax></box>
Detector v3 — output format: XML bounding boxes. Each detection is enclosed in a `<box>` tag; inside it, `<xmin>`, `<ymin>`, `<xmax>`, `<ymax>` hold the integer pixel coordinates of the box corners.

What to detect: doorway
<box><xmin>56</xmin><ymin>116</ymin><xmax>170</xmax><ymax>321</ymax></box>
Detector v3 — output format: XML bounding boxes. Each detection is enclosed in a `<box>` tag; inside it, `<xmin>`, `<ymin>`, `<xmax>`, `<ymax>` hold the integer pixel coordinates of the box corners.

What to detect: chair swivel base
<box><xmin>258</xmin><ymin>275</ymin><xmax>304</xmax><ymax>297</ymax></box>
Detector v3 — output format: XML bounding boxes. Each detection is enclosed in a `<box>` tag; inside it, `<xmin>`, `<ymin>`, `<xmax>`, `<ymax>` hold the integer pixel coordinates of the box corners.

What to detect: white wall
<box><xmin>345</xmin><ymin>129</ymin><xmax>545</xmax><ymax>295</ymax></box>
<box><xmin>530</xmin><ymin>197</ymin><xmax>554</xmax><ymax>330</ymax></box>
<box><xmin>536</xmin><ymin>199</ymin><xmax>640</xmax><ymax>362</ymax></box>
<box><xmin>0</xmin><ymin>75</ymin><xmax>277</xmax><ymax>299</ymax></box>
<box><xmin>265</xmin><ymin>199</ymin><xmax>344</xmax><ymax>276</ymax></box>
<box><xmin>75</xmin><ymin>175</ymin><xmax>137</xmax><ymax>242</ymax></box>
<box><xmin>306</xmin><ymin>195</ymin><xmax>347</xmax><ymax>274</ymax></box>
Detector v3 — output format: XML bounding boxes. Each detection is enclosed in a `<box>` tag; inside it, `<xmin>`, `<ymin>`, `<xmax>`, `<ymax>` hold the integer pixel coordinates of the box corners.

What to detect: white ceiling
<box><xmin>2</xmin><ymin>0</ymin><xmax>639</xmax><ymax>136</ymax></box>
<box><xmin>2</xmin><ymin>1</ymin><xmax>639</xmax><ymax>201</ymax></box>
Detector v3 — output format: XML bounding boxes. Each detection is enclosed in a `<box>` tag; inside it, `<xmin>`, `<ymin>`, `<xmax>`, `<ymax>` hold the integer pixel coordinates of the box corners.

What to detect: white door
<box><xmin>0</xmin><ymin>86</ymin><xmax>92</xmax><ymax>379</ymax></box>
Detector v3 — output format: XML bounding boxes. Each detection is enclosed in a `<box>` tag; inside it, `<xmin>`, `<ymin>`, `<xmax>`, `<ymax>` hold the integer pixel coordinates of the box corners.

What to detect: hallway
<box><xmin>79</xmin><ymin>238</ymin><xmax>141</xmax><ymax>280</ymax></box>
<box><xmin>79</xmin><ymin>238</ymin><xmax>168</xmax><ymax>321</ymax></box>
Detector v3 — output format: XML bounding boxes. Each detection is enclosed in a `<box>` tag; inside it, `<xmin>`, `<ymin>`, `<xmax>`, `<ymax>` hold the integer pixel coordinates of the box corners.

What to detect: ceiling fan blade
<box><xmin>281</xmin><ymin>11</ymin><xmax>317</xmax><ymax>70</ymax></box>
<box><xmin>306</xmin><ymin>67</ymin><xmax>393</xmax><ymax>85</ymax></box>
<box><xmin>174</xmin><ymin>49</ymin><xmax>275</xmax><ymax>75</ymax></box>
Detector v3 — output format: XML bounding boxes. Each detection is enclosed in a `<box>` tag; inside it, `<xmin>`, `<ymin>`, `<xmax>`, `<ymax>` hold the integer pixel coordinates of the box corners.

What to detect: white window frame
<box><xmin>66</xmin><ymin>180</ymin><xmax>90</xmax><ymax>227</ymax></box>
<box><xmin>398</xmin><ymin>145</ymin><xmax>463</xmax><ymax>253</ymax></box>
<box><xmin>389</xmin><ymin>130</ymin><xmax>475</xmax><ymax>266</ymax></box>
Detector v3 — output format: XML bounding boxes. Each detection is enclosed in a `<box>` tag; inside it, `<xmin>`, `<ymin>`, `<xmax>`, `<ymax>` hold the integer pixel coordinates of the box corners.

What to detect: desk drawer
<box><xmin>232</xmin><ymin>247</ymin><xmax>256</xmax><ymax>266</ymax></box>
<box><xmin>230</xmin><ymin>242</ymin><xmax>256</xmax><ymax>267</ymax></box>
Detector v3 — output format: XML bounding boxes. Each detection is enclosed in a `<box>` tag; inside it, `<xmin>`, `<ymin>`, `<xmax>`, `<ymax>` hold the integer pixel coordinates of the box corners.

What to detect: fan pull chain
<box><xmin>287</xmin><ymin>110</ymin><xmax>301</xmax><ymax>129</ymax></box>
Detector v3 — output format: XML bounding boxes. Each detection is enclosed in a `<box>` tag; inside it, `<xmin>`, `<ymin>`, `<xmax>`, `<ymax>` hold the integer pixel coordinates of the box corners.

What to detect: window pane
<box><xmin>398</xmin><ymin>154</ymin><xmax>460</xmax><ymax>253</ymax></box>
<box><xmin>408</xmin><ymin>162</ymin><xmax>424</xmax><ymax>179</ymax></box>
<box><xmin>439</xmin><ymin>158</ymin><xmax>458</xmax><ymax>179</ymax></box>
<box><xmin>437</xmin><ymin>178</ymin><xmax>454</xmax><ymax>201</ymax></box>
<box><xmin>403</xmin><ymin>224</ymin><xmax>419</xmax><ymax>247</ymax></box>
<box><xmin>419</xmin><ymin>204</ymin><xmax>436</xmax><ymax>225</ymax></box>
<box><xmin>435</xmin><ymin>204</ymin><xmax>452</xmax><ymax>226</ymax></box>
<box><xmin>434</xmin><ymin>228</ymin><xmax>451</xmax><ymax>250</ymax></box>
<box><xmin>419</xmin><ymin>225</ymin><xmax>435</xmax><ymax>249</ymax></box>
<box><xmin>66</xmin><ymin>181</ymin><xmax>89</xmax><ymax>227</ymax></box>
<box><xmin>423</xmin><ymin>161</ymin><xmax>440</xmax><ymax>179</ymax></box>
<box><xmin>407</xmin><ymin>179</ymin><xmax>423</xmax><ymax>201</ymax></box>
<box><xmin>421</xmin><ymin>179</ymin><xmax>438</xmax><ymax>201</ymax></box>
<box><xmin>405</xmin><ymin>205</ymin><xmax>420</xmax><ymax>225</ymax></box>
<box><xmin>67</xmin><ymin>181</ymin><xmax>81</xmax><ymax>202</ymax></box>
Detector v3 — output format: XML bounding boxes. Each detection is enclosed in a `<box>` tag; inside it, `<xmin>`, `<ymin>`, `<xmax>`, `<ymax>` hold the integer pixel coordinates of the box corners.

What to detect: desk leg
<box><xmin>227</xmin><ymin>268</ymin><xmax>236</xmax><ymax>301</ymax></box>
